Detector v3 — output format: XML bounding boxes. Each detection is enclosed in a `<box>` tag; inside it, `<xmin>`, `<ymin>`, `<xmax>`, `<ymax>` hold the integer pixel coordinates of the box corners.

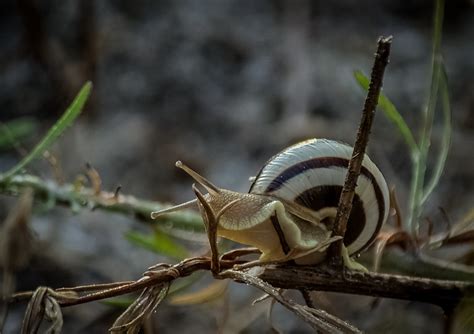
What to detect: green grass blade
<box><xmin>354</xmin><ymin>70</ymin><xmax>418</xmax><ymax>155</ymax></box>
<box><xmin>407</xmin><ymin>0</ymin><xmax>444</xmax><ymax>234</ymax></box>
<box><xmin>421</xmin><ymin>65</ymin><xmax>451</xmax><ymax>204</ymax></box>
<box><xmin>125</xmin><ymin>229</ymin><xmax>189</xmax><ymax>260</ymax></box>
<box><xmin>0</xmin><ymin>118</ymin><xmax>37</xmax><ymax>150</ymax></box>
<box><xmin>1</xmin><ymin>82</ymin><xmax>92</xmax><ymax>180</ymax></box>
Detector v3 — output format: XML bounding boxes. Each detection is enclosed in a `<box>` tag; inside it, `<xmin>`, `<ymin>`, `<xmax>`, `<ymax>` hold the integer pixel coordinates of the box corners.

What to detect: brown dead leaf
<box><xmin>110</xmin><ymin>283</ymin><xmax>169</xmax><ymax>334</ymax></box>
<box><xmin>373</xmin><ymin>229</ymin><xmax>417</xmax><ymax>272</ymax></box>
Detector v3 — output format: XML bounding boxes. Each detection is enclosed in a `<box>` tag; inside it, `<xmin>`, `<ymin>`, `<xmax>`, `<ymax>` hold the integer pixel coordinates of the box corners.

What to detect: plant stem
<box><xmin>0</xmin><ymin>174</ymin><xmax>204</xmax><ymax>232</ymax></box>
<box><xmin>406</xmin><ymin>0</ymin><xmax>444</xmax><ymax>235</ymax></box>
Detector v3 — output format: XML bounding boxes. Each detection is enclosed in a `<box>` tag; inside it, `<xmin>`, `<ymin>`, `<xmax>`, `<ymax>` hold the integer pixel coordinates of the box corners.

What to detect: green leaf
<box><xmin>0</xmin><ymin>82</ymin><xmax>92</xmax><ymax>180</ymax></box>
<box><xmin>354</xmin><ymin>70</ymin><xmax>418</xmax><ymax>155</ymax></box>
<box><xmin>125</xmin><ymin>229</ymin><xmax>189</xmax><ymax>260</ymax></box>
<box><xmin>0</xmin><ymin>118</ymin><xmax>37</xmax><ymax>150</ymax></box>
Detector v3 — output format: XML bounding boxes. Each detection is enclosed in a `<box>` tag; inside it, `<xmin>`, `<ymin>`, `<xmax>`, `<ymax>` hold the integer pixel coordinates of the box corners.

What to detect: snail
<box><xmin>151</xmin><ymin>138</ymin><xmax>390</xmax><ymax>269</ymax></box>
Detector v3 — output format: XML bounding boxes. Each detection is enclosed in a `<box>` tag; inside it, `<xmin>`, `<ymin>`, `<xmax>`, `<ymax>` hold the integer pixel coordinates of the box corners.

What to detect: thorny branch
<box><xmin>258</xmin><ymin>264</ymin><xmax>474</xmax><ymax>313</ymax></box>
<box><xmin>7</xmin><ymin>256</ymin><xmax>244</xmax><ymax>307</ymax></box>
<box><xmin>329</xmin><ymin>36</ymin><xmax>393</xmax><ymax>265</ymax></box>
<box><xmin>7</xmin><ymin>255</ymin><xmax>474</xmax><ymax>331</ymax></box>
<box><xmin>0</xmin><ymin>173</ymin><xmax>203</xmax><ymax>230</ymax></box>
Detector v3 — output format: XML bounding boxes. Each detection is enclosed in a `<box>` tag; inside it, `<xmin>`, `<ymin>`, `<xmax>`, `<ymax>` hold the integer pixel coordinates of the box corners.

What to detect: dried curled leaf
<box><xmin>373</xmin><ymin>229</ymin><xmax>416</xmax><ymax>272</ymax></box>
<box><xmin>43</xmin><ymin>296</ymin><xmax>63</xmax><ymax>334</ymax></box>
<box><xmin>21</xmin><ymin>287</ymin><xmax>63</xmax><ymax>334</ymax></box>
<box><xmin>109</xmin><ymin>283</ymin><xmax>169</xmax><ymax>333</ymax></box>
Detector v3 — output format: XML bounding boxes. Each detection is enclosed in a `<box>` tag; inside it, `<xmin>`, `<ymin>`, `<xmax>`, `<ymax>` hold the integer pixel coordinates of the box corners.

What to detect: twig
<box><xmin>329</xmin><ymin>36</ymin><xmax>392</xmax><ymax>265</ymax></box>
<box><xmin>7</xmin><ymin>256</ymin><xmax>246</xmax><ymax>307</ymax></box>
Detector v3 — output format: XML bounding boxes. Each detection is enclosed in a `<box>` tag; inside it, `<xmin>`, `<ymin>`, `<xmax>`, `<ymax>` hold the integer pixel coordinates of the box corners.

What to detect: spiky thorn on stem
<box><xmin>328</xmin><ymin>36</ymin><xmax>393</xmax><ymax>268</ymax></box>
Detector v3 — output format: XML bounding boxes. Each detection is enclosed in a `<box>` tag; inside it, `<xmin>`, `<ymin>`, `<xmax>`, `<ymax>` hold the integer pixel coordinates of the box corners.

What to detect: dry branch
<box><xmin>8</xmin><ymin>257</ymin><xmax>474</xmax><ymax>312</ymax></box>
<box><xmin>329</xmin><ymin>36</ymin><xmax>392</xmax><ymax>264</ymax></box>
<box><xmin>258</xmin><ymin>264</ymin><xmax>473</xmax><ymax>312</ymax></box>
<box><xmin>6</xmin><ymin>255</ymin><xmax>473</xmax><ymax>334</ymax></box>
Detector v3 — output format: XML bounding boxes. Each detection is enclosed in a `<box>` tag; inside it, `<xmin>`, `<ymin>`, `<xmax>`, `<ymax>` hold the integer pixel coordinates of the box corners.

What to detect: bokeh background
<box><xmin>1</xmin><ymin>0</ymin><xmax>473</xmax><ymax>333</ymax></box>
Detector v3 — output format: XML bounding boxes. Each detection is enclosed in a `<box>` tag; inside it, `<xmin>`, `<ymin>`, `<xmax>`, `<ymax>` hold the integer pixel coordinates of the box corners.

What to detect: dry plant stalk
<box><xmin>328</xmin><ymin>36</ymin><xmax>392</xmax><ymax>265</ymax></box>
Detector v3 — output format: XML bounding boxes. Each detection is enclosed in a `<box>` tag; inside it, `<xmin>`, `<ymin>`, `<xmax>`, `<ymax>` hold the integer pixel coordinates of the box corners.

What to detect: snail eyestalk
<box><xmin>150</xmin><ymin>199</ymin><xmax>198</xmax><ymax>219</ymax></box>
<box><xmin>175</xmin><ymin>160</ymin><xmax>220</xmax><ymax>195</ymax></box>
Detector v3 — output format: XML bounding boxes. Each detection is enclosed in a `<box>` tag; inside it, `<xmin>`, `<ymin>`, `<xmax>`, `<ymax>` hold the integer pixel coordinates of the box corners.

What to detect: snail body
<box><xmin>151</xmin><ymin>139</ymin><xmax>390</xmax><ymax>266</ymax></box>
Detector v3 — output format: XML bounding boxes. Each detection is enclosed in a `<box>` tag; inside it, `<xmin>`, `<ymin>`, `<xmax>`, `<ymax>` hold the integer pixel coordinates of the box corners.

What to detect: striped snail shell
<box><xmin>151</xmin><ymin>138</ymin><xmax>390</xmax><ymax>265</ymax></box>
<box><xmin>249</xmin><ymin>138</ymin><xmax>390</xmax><ymax>257</ymax></box>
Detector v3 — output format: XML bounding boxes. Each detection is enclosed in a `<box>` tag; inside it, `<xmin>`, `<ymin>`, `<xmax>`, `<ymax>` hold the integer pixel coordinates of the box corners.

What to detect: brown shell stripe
<box><xmin>270</xmin><ymin>214</ymin><xmax>290</xmax><ymax>255</ymax></box>
<box><xmin>264</xmin><ymin>157</ymin><xmax>385</xmax><ymax>254</ymax></box>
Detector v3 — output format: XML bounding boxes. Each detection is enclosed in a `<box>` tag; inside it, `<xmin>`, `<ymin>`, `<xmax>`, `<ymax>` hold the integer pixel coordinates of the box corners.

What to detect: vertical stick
<box><xmin>328</xmin><ymin>36</ymin><xmax>392</xmax><ymax>267</ymax></box>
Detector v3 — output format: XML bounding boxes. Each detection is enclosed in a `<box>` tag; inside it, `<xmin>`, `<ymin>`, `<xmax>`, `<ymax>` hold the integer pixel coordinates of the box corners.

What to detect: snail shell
<box><xmin>249</xmin><ymin>138</ymin><xmax>390</xmax><ymax>256</ymax></box>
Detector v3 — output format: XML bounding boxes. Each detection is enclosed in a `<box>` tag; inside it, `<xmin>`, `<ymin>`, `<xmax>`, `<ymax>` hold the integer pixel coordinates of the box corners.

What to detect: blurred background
<box><xmin>0</xmin><ymin>0</ymin><xmax>473</xmax><ymax>333</ymax></box>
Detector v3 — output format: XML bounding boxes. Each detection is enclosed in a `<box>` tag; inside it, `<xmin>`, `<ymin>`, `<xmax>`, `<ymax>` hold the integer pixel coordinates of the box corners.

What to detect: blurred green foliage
<box><xmin>0</xmin><ymin>118</ymin><xmax>37</xmax><ymax>150</ymax></box>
